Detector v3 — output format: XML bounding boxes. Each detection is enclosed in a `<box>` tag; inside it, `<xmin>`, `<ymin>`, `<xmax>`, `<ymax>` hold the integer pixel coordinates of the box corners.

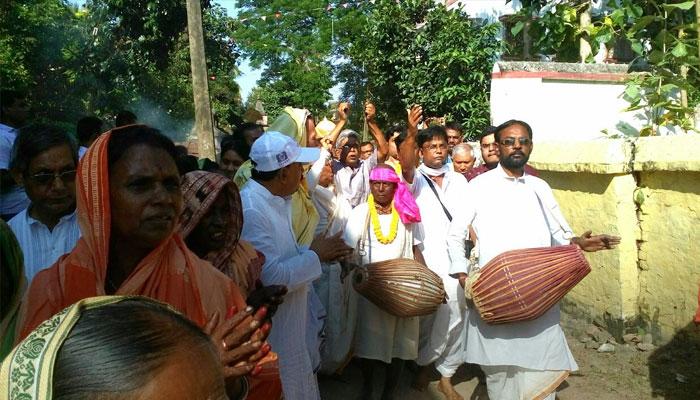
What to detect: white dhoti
<box><xmin>416</xmin><ymin>272</ymin><xmax>466</xmax><ymax>377</ymax></box>
<box><xmin>313</xmin><ymin>261</ymin><xmax>357</xmax><ymax>374</ymax></box>
<box><xmin>481</xmin><ymin>365</ymin><xmax>569</xmax><ymax>400</ymax></box>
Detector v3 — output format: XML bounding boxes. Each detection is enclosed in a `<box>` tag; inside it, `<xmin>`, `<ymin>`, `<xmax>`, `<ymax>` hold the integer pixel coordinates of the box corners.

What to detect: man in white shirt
<box><xmin>8</xmin><ymin>124</ymin><xmax>81</xmax><ymax>282</ymax></box>
<box><xmin>240</xmin><ymin>131</ymin><xmax>353</xmax><ymax>400</ymax></box>
<box><xmin>399</xmin><ymin>106</ymin><xmax>471</xmax><ymax>400</ymax></box>
<box><xmin>326</xmin><ymin>103</ymin><xmax>389</xmax><ymax>208</ymax></box>
<box><xmin>447</xmin><ymin>120</ymin><xmax>620</xmax><ymax>400</ymax></box>
<box><xmin>0</xmin><ymin>90</ymin><xmax>30</xmax><ymax>220</ymax></box>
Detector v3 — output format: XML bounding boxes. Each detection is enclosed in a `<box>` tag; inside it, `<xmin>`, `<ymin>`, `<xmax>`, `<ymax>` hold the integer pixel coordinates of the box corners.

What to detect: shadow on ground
<box><xmin>647</xmin><ymin>322</ymin><xmax>700</xmax><ymax>399</ymax></box>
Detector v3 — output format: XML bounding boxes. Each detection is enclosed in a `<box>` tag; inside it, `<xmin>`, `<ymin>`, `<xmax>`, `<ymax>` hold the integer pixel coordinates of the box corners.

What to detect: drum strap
<box><xmin>420</xmin><ymin>173</ymin><xmax>452</xmax><ymax>222</ymax></box>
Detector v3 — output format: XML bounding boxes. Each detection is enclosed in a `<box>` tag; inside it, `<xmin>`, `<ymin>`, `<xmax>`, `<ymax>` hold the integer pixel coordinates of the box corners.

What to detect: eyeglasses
<box><xmin>481</xmin><ymin>143</ymin><xmax>498</xmax><ymax>150</ymax></box>
<box><xmin>422</xmin><ymin>143</ymin><xmax>448</xmax><ymax>152</ymax></box>
<box><xmin>500</xmin><ymin>137</ymin><xmax>532</xmax><ymax>147</ymax></box>
<box><xmin>28</xmin><ymin>170</ymin><xmax>77</xmax><ymax>185</ymax></box>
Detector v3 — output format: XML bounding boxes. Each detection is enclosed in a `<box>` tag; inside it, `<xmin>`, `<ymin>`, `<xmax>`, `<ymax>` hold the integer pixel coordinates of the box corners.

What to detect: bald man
<box><xmin>452</xmin><ymin>143</ymin><xmax>476</xmax><ymax>177</ymax></box>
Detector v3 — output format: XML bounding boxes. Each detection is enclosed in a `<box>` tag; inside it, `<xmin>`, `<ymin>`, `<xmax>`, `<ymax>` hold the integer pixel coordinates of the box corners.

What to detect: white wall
<box><xmin>489</xmin><ymin>64</ymin><xmax>662</xmax><ymax>141</ymax></box>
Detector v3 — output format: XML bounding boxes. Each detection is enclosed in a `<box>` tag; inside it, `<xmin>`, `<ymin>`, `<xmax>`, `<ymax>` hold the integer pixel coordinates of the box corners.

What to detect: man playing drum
<box><xmin>343</xmin><ymin>163</ymin><xmax>424</xmax><ymax>400</ymax></box>
<box><xmin>447</xmin><ymin>120</ymin><xmax>620</xmax><ymax>400</ymax></box>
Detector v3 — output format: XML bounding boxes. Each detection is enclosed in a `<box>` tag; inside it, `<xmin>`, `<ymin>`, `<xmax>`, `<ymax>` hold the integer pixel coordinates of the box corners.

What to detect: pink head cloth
<box><xmin>369</xmin><ymin>166</ymin><xmax>421</xmax><ymax>224</ymax></box>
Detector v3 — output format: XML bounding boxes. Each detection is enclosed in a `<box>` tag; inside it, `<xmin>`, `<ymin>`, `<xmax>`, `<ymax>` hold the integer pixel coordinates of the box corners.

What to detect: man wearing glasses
<box><xmin>8</xmin><ymin>124</ymin><xmax>81</xmax><ymax>282</ymax></box>
<box><xmin>447</xmin><ymin>120</ymin><xmax>620</xmax><ymax>400</ymax></box>
<box><xmin>465</xmin><ymin>125</ymin><xmax>538</xmax><ymax>182</ymax></box>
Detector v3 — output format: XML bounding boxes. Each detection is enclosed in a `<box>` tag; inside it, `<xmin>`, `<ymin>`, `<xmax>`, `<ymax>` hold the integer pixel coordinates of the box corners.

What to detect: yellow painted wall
<box><xmin>636</xmin><ymin>171</ymin><xmax>700</xmax><ymax>340</ymax></box>
<box><xmin>528</xmin><ymin>137</ymin><xmax>700</xmax><ymax>342</ymax></box>
<box><xmin>538</xmin><ymin>171</ymin><xmax>639</xmax><ymax>332</ymax></box>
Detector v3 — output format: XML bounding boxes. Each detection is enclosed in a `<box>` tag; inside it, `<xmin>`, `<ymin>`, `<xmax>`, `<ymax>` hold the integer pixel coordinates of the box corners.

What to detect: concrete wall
<box><xmin>490</xmin><ymin>62</ymin><xmax>657</xmax><ymax>141</ymax></box>
<box><xmin>528</xmin><ymin>136</ymin><xmax>700</xmax><ymax>342</ymax></box>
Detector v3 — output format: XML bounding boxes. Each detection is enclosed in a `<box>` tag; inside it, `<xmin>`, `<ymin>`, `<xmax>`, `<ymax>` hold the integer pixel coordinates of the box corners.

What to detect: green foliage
<box><xmin>341</xmin><ymin>0</ymin><xmax>502</xmax><ymax>138</ymax></box>
<box><xmin>1</xmin><ymin>0</ymin><xmax>243</xmax><ymax>139</ymax></box>
<box><xmin>234</xmin><ymin>0</ymin><xmax>354</xmax><ymax>117</ymax></box>
<box><xmin>601</xmin><ymin>0</ymin><xmax>698</xmax><ymax>134</ymax></box>
<box><xmin>510</xmin><ymin>0</ymin><xmax>698</xmax><ymax>134</ymax></box>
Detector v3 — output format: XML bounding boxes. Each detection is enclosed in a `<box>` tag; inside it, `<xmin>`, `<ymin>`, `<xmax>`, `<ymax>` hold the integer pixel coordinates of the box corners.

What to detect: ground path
<box><xmin>319</xmin><ymin>312</ymin><xmax>700</xmax><ymax>399</ymax></box>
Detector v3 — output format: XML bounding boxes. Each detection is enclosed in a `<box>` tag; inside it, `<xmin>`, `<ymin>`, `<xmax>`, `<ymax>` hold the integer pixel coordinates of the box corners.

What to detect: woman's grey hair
<box><xmin>53</xmin><ymin>299</ymin><xmax>215</xmax><ymax>400</ymax></box>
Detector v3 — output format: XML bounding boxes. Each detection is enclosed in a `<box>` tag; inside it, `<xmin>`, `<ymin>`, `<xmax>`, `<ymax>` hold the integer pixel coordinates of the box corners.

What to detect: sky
<box><xmin>215</xmin><ymin>1</ymin><xmax>261</xmax><ymax>102</ymax></box>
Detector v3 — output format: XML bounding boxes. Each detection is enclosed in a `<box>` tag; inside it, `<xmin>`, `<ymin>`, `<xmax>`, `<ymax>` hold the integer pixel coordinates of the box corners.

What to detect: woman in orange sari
<box><xmin>16</xmin><ymin>125</ymin><xmax>281</xmax><ymax>399</ymax></box>
<box><xmin>179</xmin><ymin>170</ymin><xmax>262</xmax><ymax>297</ymax></box>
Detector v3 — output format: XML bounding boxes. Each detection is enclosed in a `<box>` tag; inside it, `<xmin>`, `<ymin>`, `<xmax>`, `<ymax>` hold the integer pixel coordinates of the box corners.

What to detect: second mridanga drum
<box><xmin>353</xmin><ymin>258</ymin><xmax>446</xmax><ymax>318</ymax></box>
<box><xmin>469</xmin><ymin>245</ymin><xmax>590</xmax><ymax>324</ymax></box>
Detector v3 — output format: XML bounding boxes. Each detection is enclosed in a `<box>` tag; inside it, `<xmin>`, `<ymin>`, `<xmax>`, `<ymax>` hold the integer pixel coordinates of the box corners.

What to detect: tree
<box><xmin>234</xmin><ymin>0</ymin><xmax>361</xmax><ymax>117</ymax></box>
<box><xmin>1</xmin><ymin>0</ymin><xmax>243</xmax><ymax>140</ymax></box>
<box><xmin>341</xmin><ymin>0</ymin><xmax>502</xmax><ymax>138</ymax></box>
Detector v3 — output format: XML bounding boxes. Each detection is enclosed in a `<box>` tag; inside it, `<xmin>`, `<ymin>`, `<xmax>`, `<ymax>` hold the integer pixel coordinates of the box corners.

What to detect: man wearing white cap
<box><xmin>240</xmin><ymin>131</ymin><xmax>353</xmax><ymax>400</ymax></box>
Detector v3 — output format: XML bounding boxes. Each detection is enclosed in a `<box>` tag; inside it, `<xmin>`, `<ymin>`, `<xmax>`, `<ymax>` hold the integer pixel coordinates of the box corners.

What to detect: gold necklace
<box><xmin>368</xmin><ymin>194</ymin><xmax>399</xmax><ymax>244</ymax></box>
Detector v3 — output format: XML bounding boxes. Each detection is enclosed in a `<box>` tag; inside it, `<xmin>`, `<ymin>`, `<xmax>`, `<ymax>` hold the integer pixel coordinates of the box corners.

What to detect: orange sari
<box><xmin>16</xmin><ymin>129</ymin><xmax>281</xmax><ymax>399</ymax></box>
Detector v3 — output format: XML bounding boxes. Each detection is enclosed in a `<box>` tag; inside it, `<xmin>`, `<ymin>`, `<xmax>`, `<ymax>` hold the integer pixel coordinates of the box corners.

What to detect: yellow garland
<box><xmin>368</xmin><ymin>194</ymin><xmax>399</xmax><ymax>244</ymax></box>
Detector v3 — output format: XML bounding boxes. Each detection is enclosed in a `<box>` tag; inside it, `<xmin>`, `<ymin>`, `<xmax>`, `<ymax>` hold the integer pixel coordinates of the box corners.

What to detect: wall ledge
<box><xmin>633</xmin><ymin>135</ymin><xmax>700</xmax><ymax>172</ymax></box>
<box><xmin>529</xmin><ymin>135</ymin><xmax>700</xmax><ymax>173</ymax></box>
<box><xmin>528</xmin><ymin>139</ymin><xmax>632</xmax><ymax>174</ymax></box>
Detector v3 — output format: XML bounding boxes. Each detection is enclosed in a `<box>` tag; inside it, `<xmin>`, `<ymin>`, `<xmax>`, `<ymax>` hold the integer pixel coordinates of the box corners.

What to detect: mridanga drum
<box><xmin>469</xmin><ymin>245</ymin><xmax>590</xmax><ymax>324</ymax></box>
<box><xmin>353</xmin><ymin>258</ymin><xmax>446</xmax><ymax>318</ymax></box>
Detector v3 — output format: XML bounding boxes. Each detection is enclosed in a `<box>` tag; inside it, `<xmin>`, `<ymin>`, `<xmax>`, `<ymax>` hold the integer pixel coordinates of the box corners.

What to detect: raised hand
<box><xmin>365</xmin><ymin>102</ymin><xmax>377</xmax><ymax>123</ymax></box>
<box><xmin>572</xmin><ymin>230</ymin><xmax>621</xmax><ymax>252</ymax></box>
<box><xmin>338</xmin><ymin>101</ymin><xmax>351</xmax><ymax>121</ymax></box>
<box><xmin>407</xmin><ymin>104</ymin><xmax>423</xmax><ymax>134</ymax></box>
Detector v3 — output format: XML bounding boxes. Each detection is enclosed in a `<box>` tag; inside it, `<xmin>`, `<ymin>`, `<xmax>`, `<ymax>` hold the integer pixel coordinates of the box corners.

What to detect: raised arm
<box><xmin>399</xmin><ymin>105</ymin><xmax>423</xmax><ymax>184</ymax></box>
<box><xmin>321</xmin><ymin>101</ymin><xmax>350</xmax><ymax>149</ymax></box>
<box><xmin>365</xmin><ymin>102</ymin><xmax>389</xmax><ymax>163</ymax></box>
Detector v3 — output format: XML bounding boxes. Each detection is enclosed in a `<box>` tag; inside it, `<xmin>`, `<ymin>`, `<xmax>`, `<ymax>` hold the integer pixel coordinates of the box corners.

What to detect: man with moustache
<box><xmin>399</xmin><ymin>105</ymin><xmax>471</xmax><ymax>400</ymax></box>
<box><xmin>8</xmin><ymin>124</ymin><xmax>81</xmax><ymax>281</ymax></box>
<box><xmin>447</xmin><ymin>120</ymin><xmax>620</xmax><ymax>400</ymax></box>
<box><xmin>465</xmin><ymin>125</ymin><xmax>538</xmax><ymax>182</ymax></box>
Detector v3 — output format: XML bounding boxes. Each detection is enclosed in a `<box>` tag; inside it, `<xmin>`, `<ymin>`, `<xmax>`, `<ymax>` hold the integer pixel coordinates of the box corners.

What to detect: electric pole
<box><xmin>186</xmin><ymin>0</ymin><xmax>216</xmax><ymax>160</ymax></box>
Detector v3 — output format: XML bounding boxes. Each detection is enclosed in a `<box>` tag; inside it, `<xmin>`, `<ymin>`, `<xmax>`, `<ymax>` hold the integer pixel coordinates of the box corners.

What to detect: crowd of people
<box><xmin>0</xmin><ymin>90</ymin><xmax>624</xmax><ymax>400</ymax></box>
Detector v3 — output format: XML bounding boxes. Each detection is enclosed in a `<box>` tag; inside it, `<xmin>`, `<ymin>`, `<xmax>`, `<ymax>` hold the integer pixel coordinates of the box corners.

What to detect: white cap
<box><xmin>250</xmin><ymin>131</ymin><xmax>320</xmax><ymax>172</ymax></box>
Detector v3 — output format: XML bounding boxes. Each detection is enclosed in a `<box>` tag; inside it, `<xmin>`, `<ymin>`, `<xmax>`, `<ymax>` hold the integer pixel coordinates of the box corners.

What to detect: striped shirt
<box><xmin>7</xmin><ymin>208</ymin><xmax>81</xmax><ymax>282</ymax></box>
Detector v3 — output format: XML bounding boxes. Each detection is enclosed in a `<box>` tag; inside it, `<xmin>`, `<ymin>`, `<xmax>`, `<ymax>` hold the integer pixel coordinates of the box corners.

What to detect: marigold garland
<box><xmin>368</xmin><ymin>194</ymin><xmax>399</xmax><ymax>244</ymax></box>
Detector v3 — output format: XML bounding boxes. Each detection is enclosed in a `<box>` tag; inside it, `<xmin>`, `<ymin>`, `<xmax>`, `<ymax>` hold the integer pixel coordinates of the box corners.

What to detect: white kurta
<box><xmin>447</xmin><ymin>165</ymin><xmax>578</xmax><ymax>373</ymax></box>
<box><xmin>343</xmin><ymin>202</ymin><xmax>420</xmax><ymax>363</ymax></box>
<box><xmin>308</xmin><ymin>151</ymin><xmax>357</xmax><ymax>374</ymax></box>
<box><xmin>410</xmin><ymin>167</ymin><xmax>471</xmax><ymax>377</ymax></box>
<box><xmin>240</xmin><ymin>180</ymin><xmax>322</xmax><ymax>400</ymax></box>
<box><xmin>332</xmin><ymin>150</ymin><xmax>377</xmax><ymax>208</ymax></box>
